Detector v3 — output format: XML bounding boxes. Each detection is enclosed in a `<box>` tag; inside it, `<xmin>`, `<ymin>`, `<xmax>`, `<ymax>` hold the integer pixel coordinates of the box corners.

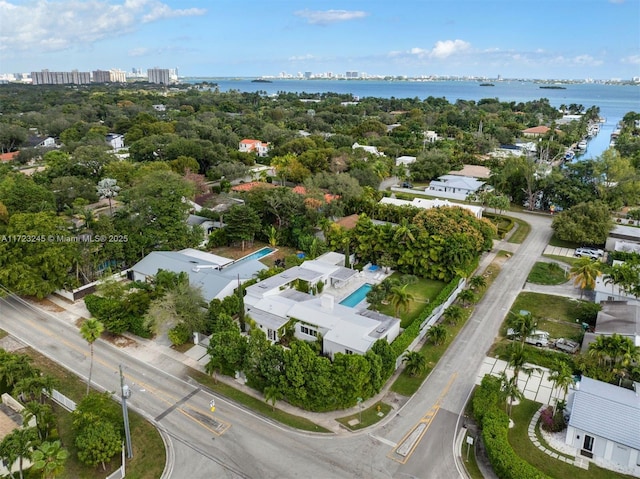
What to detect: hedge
<box><xmin>472</xmin><ymin>376</ymin><xmax>552</xmax><ymax>479</ymax></box>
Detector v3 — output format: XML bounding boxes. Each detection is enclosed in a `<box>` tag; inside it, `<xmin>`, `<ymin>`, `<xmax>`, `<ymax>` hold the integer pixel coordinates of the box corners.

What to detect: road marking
<box><xmin>155</xmin><ymin>387</ymin><xmax>201</xmax><ymax>422</ymax></box>
<box><xmin>388</xmin><ymin>372</ymin><xmax>457</xmax><ymax>464</ymax></box>
<box><xmin>369</xmin><ymin>433</ymin><xmax>397</xmax><ymax>447</ymax></box>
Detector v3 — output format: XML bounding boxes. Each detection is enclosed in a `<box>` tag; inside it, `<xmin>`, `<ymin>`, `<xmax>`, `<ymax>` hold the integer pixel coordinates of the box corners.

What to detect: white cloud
<box><xmin>572</xmin><ymin>54</ymin><xmax>603</xmax><ymax>67</ymax></box>
<box><xmin>621</xmin><ymin>54</ymin><xmax>640</xmax><ymax>65</ymax></box>
<box><xmin>128</xmin><ymin>47</ymin><xmax>150</xmax><ymax>57</ymax></box>
<box><xmin>294</xmin><ymin>9</ymin><xmax>368</xmax><ymax>25</ymax></box>
<box><xmin>404</xmin><ymin>40</ymin><xmax>471</xmax><ymax>60</ymax></box>
<box><xmin>0</xmin><ymin>0</ymin><xmax>205</xmax><ymax>54</ymax></box>
<box><xmin>288</xmin><ymin>54</ymin><xmax>315</xmax><ymax>61</ymax></box>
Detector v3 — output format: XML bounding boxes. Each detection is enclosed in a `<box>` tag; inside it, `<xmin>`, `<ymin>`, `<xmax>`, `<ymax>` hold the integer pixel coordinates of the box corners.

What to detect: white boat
<box><xmin>577</xmin><ymin>140</ymin><xmax>587</xmax><ymax>150</ymax></box>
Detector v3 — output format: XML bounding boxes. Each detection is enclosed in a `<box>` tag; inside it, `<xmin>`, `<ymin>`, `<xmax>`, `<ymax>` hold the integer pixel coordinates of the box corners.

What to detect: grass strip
<box><xmin>335</xmin><ymin>402</ymin><xmax>392</xmax><ymax>430</ymax></box>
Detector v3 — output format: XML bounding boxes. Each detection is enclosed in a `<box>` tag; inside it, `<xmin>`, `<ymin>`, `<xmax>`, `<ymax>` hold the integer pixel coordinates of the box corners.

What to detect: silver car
<box><xmin>574</xmin><ymin>247</ymin><xmax>604</xmax><ymax>259</ymax></box>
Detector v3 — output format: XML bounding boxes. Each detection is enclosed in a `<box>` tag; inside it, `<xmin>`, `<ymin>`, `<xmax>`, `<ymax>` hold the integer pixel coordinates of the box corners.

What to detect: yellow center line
<box><xmin>388</xmin><ymin>372</ymin><xmax>457</xmax><ymax>463</ymax></box>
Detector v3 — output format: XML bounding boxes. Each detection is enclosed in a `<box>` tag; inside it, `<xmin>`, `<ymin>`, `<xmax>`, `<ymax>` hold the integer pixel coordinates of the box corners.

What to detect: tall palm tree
<box><xmin>388</xmin><ymin>284</ymin><xmax>415</xmax><ymax>319</ymax></box>
<box><xmin>0</xmin><ymin>427</ymin><xmax>37</xmax><ymax>479</ymax></box>
<box><xmin>548</xmin><ymin>361</ymin><xmax>574</xmax><ymax>414</ymax></box>
<box><xmin>505</xmin><ymin>342</ymin><xmax>538</xmax><ymax>392</ymax></box>
<box><xmin>79</xmin><ymin>318</ymin><xmax>104</xmax><ymax>396</ymax></box>
<box><xmin>507</xmin><ymin>311</ymin><xmax>537</xmax><ymax>346</ymax></box>
<box><xmin>402</xmin><ymin>350</ymin><xmax>427</xmax><ymax>377</ymax></box>
<box><xmin>499</xmin><ymin>371</ymin><xmax>523</xmax><ymax>417</ymax></box>
<box><xmin>570</xmin><ymin>257</ymin><xmax>602</xmax><ymax>299</ymax></box>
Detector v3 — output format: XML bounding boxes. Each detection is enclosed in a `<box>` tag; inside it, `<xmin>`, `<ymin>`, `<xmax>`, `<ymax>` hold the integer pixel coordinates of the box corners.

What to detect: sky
<box><xmin>1</xmin><ymin>0</ymin><xmax>639</xmax><ymax>80</ymax></box>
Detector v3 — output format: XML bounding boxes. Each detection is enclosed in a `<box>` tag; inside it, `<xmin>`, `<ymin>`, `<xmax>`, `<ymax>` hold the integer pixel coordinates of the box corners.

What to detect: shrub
<box><xmin>540</xmin><ymin>406</ymin><xmax>567</xmax><ymax>433</ymax></box>
<box><xmin>168</xmin><ymin>323</ymin><xmax>191</xmax><ymax>346</ymax></box>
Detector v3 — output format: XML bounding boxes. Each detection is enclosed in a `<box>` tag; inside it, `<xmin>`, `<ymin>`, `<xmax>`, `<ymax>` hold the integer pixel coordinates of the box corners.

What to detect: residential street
<box><xmin>0</xmin><ymin>211</ymin><xmax>556</xmax><ymax>479</ymax></box>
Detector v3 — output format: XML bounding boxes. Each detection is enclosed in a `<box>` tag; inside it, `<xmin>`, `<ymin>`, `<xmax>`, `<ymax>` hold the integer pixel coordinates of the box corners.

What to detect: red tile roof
<box><xmin>0</xmin><ymin>151</ymin><xmax>19</xmax><ymax>162</ymax></box>
<box><xmin>231</xmin><ymin>181</ymin><xmax>277</xmax><ymax>192</ymax></box>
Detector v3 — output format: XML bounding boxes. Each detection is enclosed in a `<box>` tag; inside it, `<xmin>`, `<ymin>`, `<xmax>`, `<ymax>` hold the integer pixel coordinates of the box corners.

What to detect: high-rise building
<box><xmin>147</xmin><ymin>68</ymin><xmax>170</xmax><ymax>85</ymax></box>
<box><xmin>93</xmin><ymin>70</ymin><xmax>111</xmax><ymax>83</ymax></box>
<box><xmin>31</xmin><ymin>69</ymin><xmax>90</xmax><ymax>85</ymax></box>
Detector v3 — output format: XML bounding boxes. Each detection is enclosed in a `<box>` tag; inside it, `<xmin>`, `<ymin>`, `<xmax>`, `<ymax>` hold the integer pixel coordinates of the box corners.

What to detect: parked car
<box><xmin>506</xmin><ymin>329</ymin><xmax>550</xmax><ymax>347</ymax></box>
<box><xmin>401</xmin><ymin>182</ymin><xmax>414</xmax><ymax>189</ymax></box>
<box><xmin>554</xmin><ymin>338</ymin><xmax>579</xmax><ymax>354</ymax></box>
<box><xmin>574</xmin><ymin>247</ymin><xmax>604</xmax><ymax>259</ymax></box>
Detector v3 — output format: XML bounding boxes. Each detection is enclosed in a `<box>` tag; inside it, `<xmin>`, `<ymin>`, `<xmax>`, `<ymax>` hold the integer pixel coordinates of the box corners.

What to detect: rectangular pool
<box><xmin>237</xmin><ymin>247</ymin><xmax>275</xmax><ymax>263</ymax></box>
<box><xmin>339</xmin><ymin>283</ymin><xmax>372</xmax><ymax>308</ymax></box>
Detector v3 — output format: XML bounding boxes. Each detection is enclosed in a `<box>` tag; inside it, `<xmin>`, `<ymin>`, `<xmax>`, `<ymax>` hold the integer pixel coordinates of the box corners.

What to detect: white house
<box><xmin>27</xmin><ymin>135</ymin><xmax>56</xmax><ymax>148</ymax></box>
<box><xmin>594</xmin><ymin>260</ymin><xmax>639</xmax><ymax>305</ymax></box>
<box><xmin>244</xmin><ymin>255</ymin><xmax>400</xmax><ymax>357</ymax></box>
<box><xmin>352</xmin><ymin>142</ymin><xmax>385</xmax><ymax>157</ymax></box>
<box><xmin>105</xmin><ymin>133</ymin><xmax>125</xmax><ymax>150</ymax></box>
<box><xmin>130</xmin><ymin>248</ymin><xmax>268</xmax><ymax>302</ymax></box>
<box><xmin>395</xmin><ymin>155</ymin><xmax>417</xmax><ymax>167</ymax></box>
<box><xmin>565</xmin><ymin>377</ymin><xmax>640</xmax><ymax>477</ymax></box>
<box><xmin>380</xmin><ymin>196</ymin><xmax>484</xmax><ymax>219</ymax></box>
<box><xmin>424</xmin><ymin>130</ymin><xmax>439</xmax><ymax>143</ymax></box>
<box><xmin>426</xmin><ymin>174</ymin><xmax>485</xmax><ymax>201</ymax></box>
<box><xmin>239</xmin><ymin>139</ymin><xmax>270</xmax><ymax>157</ymax></box>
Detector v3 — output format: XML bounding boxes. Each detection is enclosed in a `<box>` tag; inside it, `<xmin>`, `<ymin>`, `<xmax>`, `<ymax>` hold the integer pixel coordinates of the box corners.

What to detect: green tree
<box><xmin>427</xmin><ymin>324</ymin><xmax>447</xmax><ymax>345</ymax></box>
<box><xmin>570</xmin><ymin>257</ymin><xmax>603</xmax><ymax>299</ymax></box>
<box><xmin>31</xmin><ymin>440</ymin><xmax>68</xmax><ymax>479</ymax></box>
<box><xmin>551</xmin><ymin>201</ymin><xmax>613</xmax><ymax>245</ymax></box>
<box><xmin>263</xmin><ymin>385</ymin><xmax>283</xmax><ymax>411</ymax></box>
<box><xmin>0</xmin><ymin>212</ymin><xmax>78</xmax><ymax>298</ymax></box>
<box><xmin>96</xmin><ymin>178</ymin><xmax>120</xmax><ymax>216</ymax></box>
<box><xmin>507</xmin><ymin>310</ymin><xmax>538</xmax><ymax>347</ymax></box>
<box><xmin>22</xmin><ymin>402</ymin><xmax>55</xmax><ymax>441</ymax></box>
<box><xmin>468</xmin><ymin>274</ymin><xmax>487</xmax><ymax>291</ymax></box>
<box><xmin>0</xmin><ymin>173</ymin><xmax>56</xmax><ymax>214</ymax></box>
<box><xmin>79</xmin><ymin>318</ymin><xmax>104</xmax><ymax>396</ymax></box>
<box><xmin>457</xmin><ymin>289</ymin><xmax>475</xmax><ymax>307</ymax></box>
<box><xmin>499</xmin><ymin>371</ymin><xmax>523</xmax><ymax>418</ymax></box>
<box><xmin>388</xmin><ymin>284</ymin><xmax>415</xmax><ymax>319</ymax></box>
<box><xmin>402</xmin><ymin>350</ymin><xmax>427</xmax><ymax>377</ymax></box>
<box><xmin>443</xmin><ymin>304</ymin><xmax>464</xmax><ymax>325</ymax></box>
<box><xmin>0</xmin><ymin>427</ymin><xmax>38</xmax><ymax>479</ymax></box>
<box><xmin>75</xmin><ymin>421</ymin><xmax>121</xmax><ymax>471</ymax></box>
<box><xmin>548</xmin><ymin>361</ymin><xmax>574</xmax><ymax>414</ymax></box>
<box><xmin>224</xmin><ymin>205</ymin><xmax>261</xmax><ymax>251</ymax></box>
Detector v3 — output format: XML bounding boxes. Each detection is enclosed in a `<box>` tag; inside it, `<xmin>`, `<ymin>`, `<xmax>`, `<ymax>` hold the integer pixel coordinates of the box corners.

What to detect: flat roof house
<box><xmin>565</xmin><ymin>377</ymin><xmax>640</xmax><ymax>476</ymax></box>
<box><xmin>380</xmin><ymin>196</ymin><xmax>484</xmax><ymax>219</ymax></box>
<box><xmin>244</xmin><ymin>255</ymin><xmax>400</xmax><ymax>357</ymax></box>
<box><xmin>426</xmin><ymin>174</ymin><xmax>485</xmax><ymax>201</ymax></box>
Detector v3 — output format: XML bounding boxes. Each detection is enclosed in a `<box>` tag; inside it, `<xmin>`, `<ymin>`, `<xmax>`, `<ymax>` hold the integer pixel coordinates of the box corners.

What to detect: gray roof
<box><xmin>569</xmin><ymin>377</ymin><xmax>640</xmax><ymax>450</ymax></box>
<box><xmin>596</xmin><ymin>302</ymin><xmax>640</xmax><ymax>336</ymax></box>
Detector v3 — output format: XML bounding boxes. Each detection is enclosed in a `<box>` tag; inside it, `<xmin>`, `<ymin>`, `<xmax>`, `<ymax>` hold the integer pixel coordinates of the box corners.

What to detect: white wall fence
<box><xmin>395</xmin><ymin>278</ymin><xmax>466</xmax><ymax>370</ymax></box>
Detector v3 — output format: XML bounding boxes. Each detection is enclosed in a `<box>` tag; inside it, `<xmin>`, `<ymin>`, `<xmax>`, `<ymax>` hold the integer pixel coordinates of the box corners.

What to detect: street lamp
<box><xmin>120</xmin><ymin>365</ymin><xmax>133</xmax><ymax>459</ymax></box>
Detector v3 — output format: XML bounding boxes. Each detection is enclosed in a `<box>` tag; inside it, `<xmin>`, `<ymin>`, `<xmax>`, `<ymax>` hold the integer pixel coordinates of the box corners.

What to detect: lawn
<box><xmin>508</xmin><ymin>218</ymin><xmax>531</xmax><ymax>244</ymax></box>
<box><xmin>20</xmin><ymin>348</ymin><xmax>166</xmax><ymax>479</ymax></box>
<box><xmin>527</xmin><ymin>262</ymin><xmax>569</xmax><ymax>285</ymax></box>
<box><xmin>506</xmin><ymin>292</ymin><xmax>585</xmax><ymax>340</ymax></box>
<box><xmin>463</xmin><ymin>430</ymin><xmax>484</xmax><ymax>479</ymax></box>
<box><xmin>377</xmin><ymin>275</ymin><xmax>445</xmax><ymax>329</ymax></box>
<box><xmin>508</xmin><ymin>399</ymin><xmax>635</xmax><ymax>479</ymax></box>
<box><xmin>335</xmin><ymin>402</ymin><xmax>392</xmax><ymax>431</ymax></box>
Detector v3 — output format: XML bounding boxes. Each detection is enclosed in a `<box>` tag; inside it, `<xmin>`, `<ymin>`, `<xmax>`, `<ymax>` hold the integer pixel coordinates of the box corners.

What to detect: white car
<box><xmin>574</xmin><ymin>247</ymin><xmax>604</xmax><ymax>259</ymax></box>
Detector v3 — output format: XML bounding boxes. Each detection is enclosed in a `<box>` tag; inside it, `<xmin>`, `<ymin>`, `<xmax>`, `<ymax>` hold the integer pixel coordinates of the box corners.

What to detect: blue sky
<box><xmin>1</xmin><ymin>0</ymin><xmax>639</xmax><ymax>80</ymax></box>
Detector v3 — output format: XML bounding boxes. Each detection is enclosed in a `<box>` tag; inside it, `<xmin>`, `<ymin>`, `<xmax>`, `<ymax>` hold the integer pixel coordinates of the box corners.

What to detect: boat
<box><xmin>479</xmin><ymin>83</ymin><xmax>495</xmax><ymax>87</ymax></box>
<box><xmin>577</xmin><ymin>140</ymin><xmax>587</xmax><ymax>150</ymax></box>
<box><xmin>564</xmin><ymin>149</ymin><xmax>575</xmax><ymax>161</ymax></box>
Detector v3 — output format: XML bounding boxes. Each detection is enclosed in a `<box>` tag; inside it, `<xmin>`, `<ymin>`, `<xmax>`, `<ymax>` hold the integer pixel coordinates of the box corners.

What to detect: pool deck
<box><xmin>323</xmin><ymin>263</ymin><xmax>392</xmax><ymax>309</ymax></box>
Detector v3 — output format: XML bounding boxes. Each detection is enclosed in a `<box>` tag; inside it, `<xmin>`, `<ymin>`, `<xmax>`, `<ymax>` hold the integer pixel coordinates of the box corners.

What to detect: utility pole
<box><xmin>120</xmin><ymin>365</ymin><xmax>133</xmax><ymax>459</ymax></box>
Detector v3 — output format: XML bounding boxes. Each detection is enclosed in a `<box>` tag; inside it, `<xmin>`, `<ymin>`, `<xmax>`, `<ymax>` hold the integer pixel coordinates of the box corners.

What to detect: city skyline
<box><xmin>1</xmin><ymin>0</ymin><xmax>639</xmax><ymax>81</ymax></box>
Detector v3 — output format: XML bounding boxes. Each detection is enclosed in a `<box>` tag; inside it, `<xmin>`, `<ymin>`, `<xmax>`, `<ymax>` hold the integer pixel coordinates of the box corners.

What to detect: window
<box><xmin>345</xmin><ymin>349</ymin><xmax>353</xmax><ymax>355</ymax></box>
<box><xmin>300</xmin><ymin>326</ymin><xmax>317</xmax><ymax>337</ymax></box>
<box><xmin>267</xmin><ymin>329</ymin><xmax>276</xmax><ymax>341</ymax></box>
<box><xmin>583</xmin><ymin>435</ymin><xmax>594</xmax><ymax>451</ymax></box>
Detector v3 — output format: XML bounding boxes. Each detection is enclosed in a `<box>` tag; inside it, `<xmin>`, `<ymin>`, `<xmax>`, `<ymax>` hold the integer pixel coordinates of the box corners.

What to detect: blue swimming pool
<box><xmin>340</xmin><ymin>284</ymin><xmax>373</xmax><ymax>308</ymax></box>
<box><xmin>237</xmin><ymin>247</ymin><xmax>275</xmax><ymax>263</ymax></box>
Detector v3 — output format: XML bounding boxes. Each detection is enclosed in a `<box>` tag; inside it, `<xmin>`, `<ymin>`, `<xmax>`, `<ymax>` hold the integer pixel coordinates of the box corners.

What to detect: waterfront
<box><xmin>188</xmin><ymin>78</ymin><xmax>639</xmax><ymax>160</ymax></box>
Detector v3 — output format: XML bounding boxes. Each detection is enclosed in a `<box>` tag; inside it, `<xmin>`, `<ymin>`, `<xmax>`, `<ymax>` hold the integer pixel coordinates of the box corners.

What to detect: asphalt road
<box><xmin>0</xmin><ymin>211</ymin><xmax>554</xmax><ymax>479</ymax></box>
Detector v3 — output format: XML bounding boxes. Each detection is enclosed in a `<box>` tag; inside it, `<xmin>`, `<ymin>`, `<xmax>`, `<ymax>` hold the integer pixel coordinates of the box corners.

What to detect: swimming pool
<box><xmin>237</xmin><ymin>247</ymin><xmax>275</xmax><ymax>263</ymax></box>
<box><xmin>339</xmin><ymin>283</ymin><xmax>373</xmax><ymax>308</ymax></box>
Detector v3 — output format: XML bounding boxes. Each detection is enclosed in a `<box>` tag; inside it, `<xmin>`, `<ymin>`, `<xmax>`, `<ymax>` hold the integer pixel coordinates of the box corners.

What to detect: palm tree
<box><xmin>499</xmin><ymin>371</ymin><xmax>523</xmax><ymax>417</ymax></box>
<box><xmin>507</xmin><ymin>311</ymin><xmax>537</xmax><ymax>347</ymax></box>
<box><xmin>13</xmin><ymin>374</ymin><xmax>57</xmax><ymax>404</ymax></box>
<box><xmin>468</xmin><ymin>275</ymin><xmax>487</xmax><ymax>291</ymax></box>
<box><xmin>457</xmin><ymin>289</ymin><xmax>475</xmax><ymax>307</ymax></box>
<box><xmin>548</xmin><ymin>361</ymin><xmax>574</xmax><ymax>414</ymax></box>
<box><xmin>570</xmin><ymin>257</ymin><xmax>602</xmax><ymax>299</ymax></box>
<box><xmin>32</xmin><ymin>440</ymin><xmax>68</xmax><ymax>479</ymax></box>
<box><xmin>427</xmin><ymin>324</ymin><xmax>447</xmax><ymax>346</ymax></box>
<box><xmin>388</xmin><ymin>284</ymin><xmax>415</xmax><ymax>319</ymax></box>
<box><xmin>393</xmin><ymin>218</ymin><xmax>416</xmax><ymax>245</ymax></box>
<box><xmin>264</xmin><ymin>385</ymin><xmax>283</xmax><ymax>411</ymax></box>
<box><xmin>505</xmin><ymin>342</ymin><xmax>539</xmax><ymax>392</ymax></box>
<box><xmin>22</xmin><ymin>401</ymin><xmax>54</xmax><ymax>441</ymax></box>
<box><xmin>0</xmin><ymin>353</ymin><xmax>36</xmax><ymax>389</ymax></box>
<box><xmin>265</xmin><ymin>225</ymin><xmax>278</xmax><ymax>247</ymax></box>
<box><xmin>402</xmin><ymin>350</ymin><xmax>427</xmax><ymax>377</ymax></box>
<box><xmin>79</xmin><ymin>318</ymin><xmax>104</xmax><ymax>396</ymax></box>
<box><xmin>0</xmin><ymin>427</ymin><xmax>38</xmax><ymax>479</ymax></box>
<box><xmin>443</xmin><ymin>305</ymin><xmax>464</xmax><ymax>325</ymax></box>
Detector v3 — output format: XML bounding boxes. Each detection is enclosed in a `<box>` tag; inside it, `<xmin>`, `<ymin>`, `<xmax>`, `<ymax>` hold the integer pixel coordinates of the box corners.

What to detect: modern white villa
<box><xmin>244</xmin><ymin>252</ymin><xmax>400</xmax><ymax>358</ymax></box>
<box><xmin>379</xmin><ymin>196</ymin><xmax>484</xmax><ymax>219</ymax></box>
<box><xmin>426</xmin><ymin>174</ymin><xmax>486</xmax><ymax>201</ymax></box>
<box><xmin>565</xmin><ymin>377</ymin><xmax>640</xmax><ymax>477</ymax></box>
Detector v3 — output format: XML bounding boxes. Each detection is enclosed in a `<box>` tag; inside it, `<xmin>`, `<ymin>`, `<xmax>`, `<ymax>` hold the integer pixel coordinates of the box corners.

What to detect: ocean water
<box><xmin>188</xmin><ymin>78</ymin><xmax>640</xmax><ymax>159</ymax></box>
